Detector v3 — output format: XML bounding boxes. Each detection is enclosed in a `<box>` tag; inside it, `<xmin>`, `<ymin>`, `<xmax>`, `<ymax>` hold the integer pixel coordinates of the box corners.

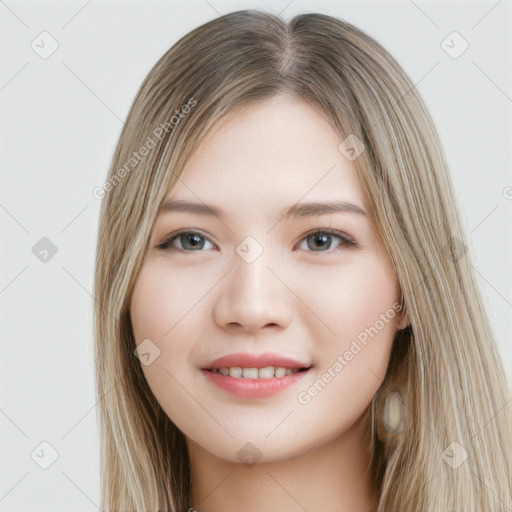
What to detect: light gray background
<box><xmin>1</xmin><ymin>0</ymin><xmax>511</xmax><ymax>510</ymax></box>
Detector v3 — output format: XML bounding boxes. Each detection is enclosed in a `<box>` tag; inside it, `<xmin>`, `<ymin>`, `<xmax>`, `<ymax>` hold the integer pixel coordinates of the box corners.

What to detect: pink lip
<box><xmin>202</xmin><ymin>368</ymin><xmax>310</xmax><ymax>399</ymax></box>
<box><xmin>204</xmin><ymin>352</ymin><xmax>310</xmax><ymax>370</ymax></box>
<box><xmin>201</xmin><ymin>352</ymin><xmax>312</xmax><ymax>399</ymax></box>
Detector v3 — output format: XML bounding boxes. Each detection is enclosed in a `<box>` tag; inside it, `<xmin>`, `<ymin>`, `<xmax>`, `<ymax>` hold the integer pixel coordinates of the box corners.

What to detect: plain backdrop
<box><xmin>1</xmin><ymin>0</ymin><xmax>511</xmax><ymax>510</ymax></box>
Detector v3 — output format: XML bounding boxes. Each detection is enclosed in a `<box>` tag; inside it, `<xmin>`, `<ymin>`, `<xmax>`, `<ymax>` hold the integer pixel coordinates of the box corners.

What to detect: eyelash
<box><xmin>156</xmin><ymin>228</ymin><xmax>358</xmax><ymax>254</ymax></box>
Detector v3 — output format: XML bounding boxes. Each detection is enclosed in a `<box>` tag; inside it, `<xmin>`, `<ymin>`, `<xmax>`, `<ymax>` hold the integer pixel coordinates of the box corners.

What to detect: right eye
<box><xmin>156</xmin><ymin>230</ymin><xmax>216</xmax><ymax>252</ymax></box>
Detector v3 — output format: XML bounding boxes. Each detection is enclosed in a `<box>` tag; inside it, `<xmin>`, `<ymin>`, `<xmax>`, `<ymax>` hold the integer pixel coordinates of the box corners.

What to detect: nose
<box><xmin>212</xmin><ymin>247</ymin><xmax>295</xmax><ymax>333</ymax></box>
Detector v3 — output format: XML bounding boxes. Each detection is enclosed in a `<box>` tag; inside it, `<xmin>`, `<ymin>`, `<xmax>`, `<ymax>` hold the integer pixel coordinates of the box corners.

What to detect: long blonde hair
<box><xmin>93</xmin><ymin>9</ymin><xmax>512</xmax><ymax>511</ymax></box>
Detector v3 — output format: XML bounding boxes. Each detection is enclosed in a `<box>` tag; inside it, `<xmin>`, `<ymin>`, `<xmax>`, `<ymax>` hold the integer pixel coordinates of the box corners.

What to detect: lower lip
<box><xmin>202</xmin><ymin>369</ymin><xmax>310</xmax><ymax>399</ymax></box>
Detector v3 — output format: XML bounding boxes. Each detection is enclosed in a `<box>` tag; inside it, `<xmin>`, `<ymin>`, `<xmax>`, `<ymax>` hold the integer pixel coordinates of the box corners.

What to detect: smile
<box><xmin>202</xmin><ymin>366</ymin><xmax>311</xmax><ymax>399</ymax></box>
<box><xmin>211</xmin><ymin>366</ymin><xmax>304</xmax><ymax>378</ymax></box>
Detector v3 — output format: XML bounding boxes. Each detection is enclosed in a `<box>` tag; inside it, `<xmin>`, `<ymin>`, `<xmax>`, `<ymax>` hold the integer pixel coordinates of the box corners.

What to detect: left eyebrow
<box><xmin>158</xmin><ymin>199</ymin><xmax>368</xmax><ymax>221</ymax></box>
<box><xmin>281</xmin><ymin>200</ymin><xmax>368</xmax><ymax>220</ymax></box>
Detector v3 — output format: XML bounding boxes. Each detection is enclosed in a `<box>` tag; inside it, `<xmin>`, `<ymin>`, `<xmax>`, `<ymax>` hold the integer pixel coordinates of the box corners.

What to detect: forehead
<box><xmin>164</xmin><ymin>95</ymin><xmax>368</xmax><ymax>219</ymax></box>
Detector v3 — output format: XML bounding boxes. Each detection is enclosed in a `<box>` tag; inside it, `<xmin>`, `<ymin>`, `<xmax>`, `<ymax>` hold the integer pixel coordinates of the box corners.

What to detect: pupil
<box><xmin>309</xmin><ymin>234</ymin><xmax>330</xmax><ymax>251</ymax></box>
<box><xmin>183</xmin><ymin>234</ymin><xmax>203</xmax><ymax>249</ymax></box>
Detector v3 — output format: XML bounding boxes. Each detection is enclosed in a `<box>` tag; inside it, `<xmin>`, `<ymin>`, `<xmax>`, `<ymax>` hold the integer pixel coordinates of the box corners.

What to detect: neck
<box><xmin>187</xmin><ymin>413</ymin><xmax>378</xmax><ymax>512</ymax></box>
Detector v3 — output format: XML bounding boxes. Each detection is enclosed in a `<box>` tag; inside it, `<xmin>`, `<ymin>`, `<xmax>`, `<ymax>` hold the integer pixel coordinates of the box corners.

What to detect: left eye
<box><xmin>297</xmin><ymin>229</ymin><xmax>358</xmax><ymax>252</ymax></box>
<box><xmin>157</xmin><ymin>229</ymin><xmax>357</xmax><ymax>253</ymax></box>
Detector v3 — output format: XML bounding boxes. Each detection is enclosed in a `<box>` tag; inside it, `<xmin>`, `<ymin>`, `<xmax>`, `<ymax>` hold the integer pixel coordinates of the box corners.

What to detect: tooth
<box><xmin>258</xmin><ymin>366</ymin><xmax>275</xmax><ymax>379</ymax></box>
<box><xmin>242</xmin><ymin>367</ymin><xmax>259</xmax><ymax>379</ymax></box>
<box><xmin>216</xmin><ymin>366</ymin><xmax>301</xmax><ymax>378</ymax></box>
<box><xmin>274</xmin><ymin>367</ymin><xmax>286</xmax><ymax>378</ymax></box>
<box><xmin>229</xmin><ymin>367</ymin><xmax>242</xmax><ymax>378</ymax></box>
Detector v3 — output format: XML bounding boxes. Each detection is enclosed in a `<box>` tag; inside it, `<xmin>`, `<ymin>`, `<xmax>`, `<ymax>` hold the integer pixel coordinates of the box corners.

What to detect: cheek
<box><xmin>129</xmin><ymin>262</ymin><xmax>195</xmax><ymax>391</ymax></box>
<box><xmin>295</xmin><ymin>251</ymin><xmax>400</xmax><ymax>341</ymax></box>
<box><xmin>129</xmin><ymin>263</ymin><xmax>205</xmax><ymax>430</ymax></box>
<box><xmin>340</xmin><ymin>263</ymin><xmax>399</xmax><ymax>342</ymax></box>
<box><xmin>296</xmin><ymin>253</ymin><xmax>399</xmax><ymax>405</ymax></box>
<box><xmin>130</xmin><ymin>260</ymin><xmax>212</xmax><ymax>343</ymax></box>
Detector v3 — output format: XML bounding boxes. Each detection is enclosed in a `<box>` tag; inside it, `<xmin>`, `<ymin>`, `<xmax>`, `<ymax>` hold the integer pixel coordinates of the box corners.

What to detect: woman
<box><xmin>93</xmin><ymin>9</ymin><xmax>512</xmax><ymax>511</ymax></box>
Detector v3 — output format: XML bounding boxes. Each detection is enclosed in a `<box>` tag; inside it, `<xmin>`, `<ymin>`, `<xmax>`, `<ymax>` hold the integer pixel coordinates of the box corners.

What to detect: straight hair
<box><xmin>94</xmin><ymin>9</ymin><xmax>512</xmax><ymax>511</ymax></box>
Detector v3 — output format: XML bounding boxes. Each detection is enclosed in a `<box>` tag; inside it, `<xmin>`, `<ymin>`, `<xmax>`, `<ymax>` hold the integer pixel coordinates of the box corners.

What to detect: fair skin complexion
<box><xmin>130</xmin><ymin>93</ymin><xmax>408</xmax><ymax>512</ymax></box>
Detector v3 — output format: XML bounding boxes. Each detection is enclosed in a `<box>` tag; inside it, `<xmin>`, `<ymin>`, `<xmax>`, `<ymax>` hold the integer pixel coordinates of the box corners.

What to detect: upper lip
<box><xmin>204</xmin><ymin>352</ymin><xmax>311</xmax><ymax>370</ymax></box>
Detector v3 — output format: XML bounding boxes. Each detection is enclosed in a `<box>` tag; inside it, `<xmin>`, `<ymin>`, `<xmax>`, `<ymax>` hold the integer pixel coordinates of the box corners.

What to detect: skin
<box><xmin>130</xmin><ymin>93</ymin><xmax>409</xmax><ymax>512</ymax></box>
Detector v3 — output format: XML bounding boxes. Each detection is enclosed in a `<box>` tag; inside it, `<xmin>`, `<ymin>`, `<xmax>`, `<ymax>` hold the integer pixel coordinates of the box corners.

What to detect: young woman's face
<box><xmin>130</xmin><ymin>94</ymin><xmax>407</xmax><ymax>463</ymax></box>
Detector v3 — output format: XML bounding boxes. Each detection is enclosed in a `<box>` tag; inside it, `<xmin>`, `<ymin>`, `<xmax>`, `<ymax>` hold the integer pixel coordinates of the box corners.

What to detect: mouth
<box><xmin>206</xmin><ymin>365</ymin><xmax>310</xmax><ymax>379</ymax></box>
<box><xmin>201</xmin><ymin>353</ymin><xmax>312</xmax><ymax>399</ymax></box>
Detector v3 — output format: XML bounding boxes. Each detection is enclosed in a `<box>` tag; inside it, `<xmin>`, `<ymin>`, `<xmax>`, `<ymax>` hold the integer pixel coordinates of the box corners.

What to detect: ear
<box><xmin>395</xmin><ymin>307</ymin><xmax>410</xmax><ymax>330</ymax></box>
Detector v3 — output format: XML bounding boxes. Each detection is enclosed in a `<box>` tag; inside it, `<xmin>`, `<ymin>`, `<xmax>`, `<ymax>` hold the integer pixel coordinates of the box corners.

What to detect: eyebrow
<box><xmin>158</xmin><ymin>198</ymin><xmax>368</xmax><ymax>221</ymax></box>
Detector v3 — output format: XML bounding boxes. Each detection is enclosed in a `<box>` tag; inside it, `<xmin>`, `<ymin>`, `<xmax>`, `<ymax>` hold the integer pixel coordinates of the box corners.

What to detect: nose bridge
<box><xmin>213</xmin><ymin>234</ymin><xmax>294</xmax><ymax>331</ymax></box>
<box><xmin>232</xmin><ymin>234</ymin><xmax>279</xmax><ymax>305</ymax></box>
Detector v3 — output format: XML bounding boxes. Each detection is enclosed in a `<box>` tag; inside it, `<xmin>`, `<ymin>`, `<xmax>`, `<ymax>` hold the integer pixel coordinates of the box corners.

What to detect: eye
<box><xmin>156</xmin><ymin>230</ymin><xmax>215</xmax><ymax>252</ymax></box>
<box><xmin>296</xmin><ymin>228</ymin><xmax>358</xmax><ymax>253</ymax></box>
<box><xmin>156</xmin><ymin>228</ymin><xmax>357</xmax><ymax>254</ymax></box>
